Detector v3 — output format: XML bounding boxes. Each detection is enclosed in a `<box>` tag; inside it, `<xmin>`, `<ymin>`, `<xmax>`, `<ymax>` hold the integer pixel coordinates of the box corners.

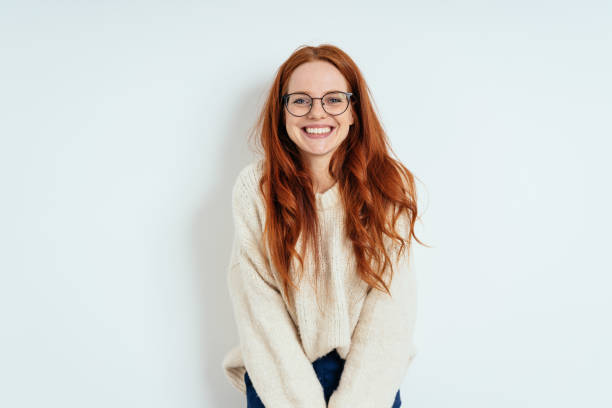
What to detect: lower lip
<box><xmin>301</xmin><ymin>127</ymin><xmax>335</xmax><ymax>139</ymax></box>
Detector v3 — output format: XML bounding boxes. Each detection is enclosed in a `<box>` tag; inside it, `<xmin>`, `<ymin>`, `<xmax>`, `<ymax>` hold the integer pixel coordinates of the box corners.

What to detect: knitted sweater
<box><xmin>221</xmin><ymin>159</ymin><xmax>418</xmax><ymax>408</ymax></box>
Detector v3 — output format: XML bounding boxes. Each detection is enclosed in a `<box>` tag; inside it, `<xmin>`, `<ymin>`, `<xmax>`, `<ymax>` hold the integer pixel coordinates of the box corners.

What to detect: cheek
<box><xmin>285</xmin><ymin>117</ymin><xmax>299</xmax><ymax>131</ymax></box>
<box><xmin>285</xmin><ymin>119</ymin><xmax>301</xmax><ymax>140</ymax></box>
<box><xmin>340</xmin><ymin>115</ymin><xmax>352</xmax><ymax>129</ymax></box>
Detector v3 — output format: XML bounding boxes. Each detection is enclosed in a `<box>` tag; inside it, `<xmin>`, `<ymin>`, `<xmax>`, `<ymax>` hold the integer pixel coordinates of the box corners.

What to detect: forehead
<box><xmin>287</xmin><ymin>60</ymin><xmax>349</xmax><ymax>94</ymax></box>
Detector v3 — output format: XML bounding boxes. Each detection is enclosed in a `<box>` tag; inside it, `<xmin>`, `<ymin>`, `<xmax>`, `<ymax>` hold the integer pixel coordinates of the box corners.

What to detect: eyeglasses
<box><xmin>282</xmin><ymin>91</ymin><xmax>353</xmax><ymax>117</ymax></box>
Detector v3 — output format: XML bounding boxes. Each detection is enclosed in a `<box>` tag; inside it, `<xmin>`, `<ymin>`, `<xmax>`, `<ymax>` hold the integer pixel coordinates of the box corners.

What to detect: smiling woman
<box><xmin>222</xmin><ymin>43</ymin><xmax>428</xmax><ymax>408</ymax></box>
<box><xmin>282</xmin><ymin>61</ymin><xmax>355</xmax><ymax>193</ymax></box>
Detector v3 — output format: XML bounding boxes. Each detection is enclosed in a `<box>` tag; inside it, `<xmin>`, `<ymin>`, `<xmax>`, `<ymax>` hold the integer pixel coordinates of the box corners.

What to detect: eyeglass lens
<box><xmin>285</xmin><ymin>92</ymin><xmax>349</xmax><ymax>116</ymax></box>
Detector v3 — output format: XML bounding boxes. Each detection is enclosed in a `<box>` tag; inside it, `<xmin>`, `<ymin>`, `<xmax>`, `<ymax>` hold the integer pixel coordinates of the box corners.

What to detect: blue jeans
<box><xmin>244</xmin><ymin>348</ymin><xmax>401</xmax><ymax>407</ymax></box>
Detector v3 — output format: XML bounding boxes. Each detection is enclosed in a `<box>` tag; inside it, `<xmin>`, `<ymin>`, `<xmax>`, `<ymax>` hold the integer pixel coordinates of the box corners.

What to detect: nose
<box><xmin>308</xmin><ymin>98</ymin><xmax>327</xmax><ymax>118</ymax></box>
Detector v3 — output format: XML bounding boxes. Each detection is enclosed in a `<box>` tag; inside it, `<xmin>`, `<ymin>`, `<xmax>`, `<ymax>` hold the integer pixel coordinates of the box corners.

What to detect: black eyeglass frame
<box><xmin>282</xmin><ymin>91</ymin><xmax>354</xmax><ymax>117</ymax></box>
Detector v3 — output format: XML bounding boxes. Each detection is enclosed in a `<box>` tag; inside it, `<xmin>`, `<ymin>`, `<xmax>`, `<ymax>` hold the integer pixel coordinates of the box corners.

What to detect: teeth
<box><xmin>305</xmin><ymin>127</ymin><xmax>331</xmax><ymax>134</ymax></box>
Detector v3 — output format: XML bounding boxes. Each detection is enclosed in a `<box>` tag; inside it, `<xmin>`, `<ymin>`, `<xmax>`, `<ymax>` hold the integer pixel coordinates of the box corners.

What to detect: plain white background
<box><xmin>1</xmin><ymin>1</ymin><xmax>610</xmax><ymax>407</ymax></box>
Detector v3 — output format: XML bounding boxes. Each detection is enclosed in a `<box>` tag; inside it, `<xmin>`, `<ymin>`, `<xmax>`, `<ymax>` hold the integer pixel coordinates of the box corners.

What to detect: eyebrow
<box><xmin>288</xmin><ymin>89</ymin><xmax>347</xmax><ymax>95</ymax></box>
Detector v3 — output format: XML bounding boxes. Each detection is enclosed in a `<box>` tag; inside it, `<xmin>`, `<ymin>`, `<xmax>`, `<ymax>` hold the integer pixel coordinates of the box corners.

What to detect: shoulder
<box><xmin>231</xmin><ymin>158</ymin><xmax>266</xmax><ymax>227</ymax></box>
<box><xmin>232</xmin><ymin>158</ymin><xmax>265</xmax><ymax>203</ymax></box>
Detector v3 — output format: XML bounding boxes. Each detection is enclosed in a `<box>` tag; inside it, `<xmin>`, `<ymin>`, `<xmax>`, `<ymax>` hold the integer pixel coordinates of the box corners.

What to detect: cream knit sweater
<box><xmin>221</xmin><ymin>159</ymin><xmax>418</xmax><ymax>408</ymax></box>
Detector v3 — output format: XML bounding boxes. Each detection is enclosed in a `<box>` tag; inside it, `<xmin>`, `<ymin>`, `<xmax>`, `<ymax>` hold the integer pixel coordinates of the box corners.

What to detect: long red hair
<box><xmin>247</xmin><ymin>43</ymin><xmax>428</xmax><ymax>308</ymax></box>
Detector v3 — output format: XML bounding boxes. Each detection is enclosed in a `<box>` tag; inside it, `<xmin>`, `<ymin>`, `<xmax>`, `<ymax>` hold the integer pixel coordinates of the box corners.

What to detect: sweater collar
<box><xmin>315</xmin><ymin>181</ymin><xmax>341</xmax><ymax>211</ymax></box>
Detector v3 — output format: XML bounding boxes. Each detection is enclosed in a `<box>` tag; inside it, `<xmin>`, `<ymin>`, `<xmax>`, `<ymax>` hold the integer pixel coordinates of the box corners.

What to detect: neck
<box><xmin>303</xmin><ymin>156</ymin><xmax>335</xmax><ymax>194</ymax></box>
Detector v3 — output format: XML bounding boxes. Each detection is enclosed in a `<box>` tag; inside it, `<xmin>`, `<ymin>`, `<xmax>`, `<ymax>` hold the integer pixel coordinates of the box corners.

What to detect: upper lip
<box><xmin>302</xmin><ymin>124</ymin><xmax>335</xmax><ymax>129</ymax></box>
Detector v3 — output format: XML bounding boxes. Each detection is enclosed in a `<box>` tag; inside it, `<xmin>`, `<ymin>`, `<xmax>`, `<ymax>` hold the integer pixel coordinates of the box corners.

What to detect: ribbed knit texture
<box><xmin>222</xmin><ymin>159</ymin><xmax>418</xmax><ymax>408</ymax></box>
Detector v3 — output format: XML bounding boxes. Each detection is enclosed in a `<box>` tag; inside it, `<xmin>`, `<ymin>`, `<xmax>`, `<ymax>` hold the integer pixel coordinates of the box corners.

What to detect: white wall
<box><xmin>1</xmin><ymin>1</ymin><xmax>610</xmax><ymax>407</ymax></box>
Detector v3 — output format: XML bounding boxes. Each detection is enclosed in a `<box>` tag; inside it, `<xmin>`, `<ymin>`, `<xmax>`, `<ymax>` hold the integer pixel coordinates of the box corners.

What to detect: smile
<box><xmin>301</xmin><ymin>126</ymin><xmax>335</xmax><ymax>139</ymax></box>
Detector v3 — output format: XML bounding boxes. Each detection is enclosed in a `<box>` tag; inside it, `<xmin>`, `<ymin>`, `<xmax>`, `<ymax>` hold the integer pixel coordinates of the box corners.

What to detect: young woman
<box><xmin>222</xmin><ymin>44</ymin><xmax>426</xmax><ymax>408</ymax></box>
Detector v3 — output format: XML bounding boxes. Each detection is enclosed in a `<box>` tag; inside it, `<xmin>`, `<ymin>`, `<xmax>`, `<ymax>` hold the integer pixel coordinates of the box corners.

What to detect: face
<box><xmin>284</xmin><ymin>60</ymin><xmax>354</xmax><ymax>168</ymax></box>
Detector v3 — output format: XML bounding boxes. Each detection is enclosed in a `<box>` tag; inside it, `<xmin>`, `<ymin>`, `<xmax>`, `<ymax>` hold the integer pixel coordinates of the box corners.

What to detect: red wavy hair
<box><xmin>247</xmin><ymin>43</ymin><xmax>428</xmax><ymax>308</ymax></box>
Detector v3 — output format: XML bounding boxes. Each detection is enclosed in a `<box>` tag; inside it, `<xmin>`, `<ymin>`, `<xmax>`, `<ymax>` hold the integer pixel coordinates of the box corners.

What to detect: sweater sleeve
<box><xmin>226</xmin><ymin>168</ymin><xmax>328</xmax><ymax>408</ymax></box>
<box><xmin>327</xmin><ymin>213</ymin><xmax>418</xmax><ymax>408</ymax></box>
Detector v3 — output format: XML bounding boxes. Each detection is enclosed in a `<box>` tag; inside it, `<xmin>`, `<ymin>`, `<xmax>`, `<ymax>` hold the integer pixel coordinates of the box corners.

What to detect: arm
<box><xmin>328</xmin><ymin>214</ymin><xmax>418</xmax><ymax>408</ymax></box>
<box><xmin>226</xmin><ymin>170</ymin><xmax>327</xmax><ymax>408</ymax></box>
